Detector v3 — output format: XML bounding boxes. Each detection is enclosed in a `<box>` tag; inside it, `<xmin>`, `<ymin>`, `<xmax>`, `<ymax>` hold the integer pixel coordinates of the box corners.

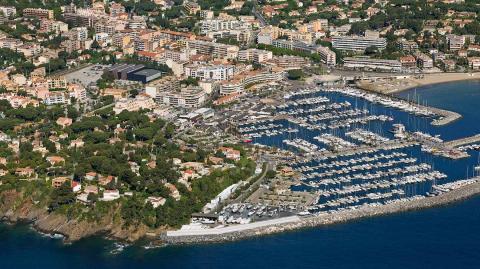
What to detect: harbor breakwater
<box><xmin>428</xmin><ymin>106</ymin><xmax>461</xmax><ymax>126</ymax></box>
<box><xmin>367</xmin><ymin>87</ymin><xmax>462</xmax><ymax>126</ymax></box>
<box><xmin>162</xmin><ymin>179</ymin><xmax>480</xmax><ymax>244</ymax></box>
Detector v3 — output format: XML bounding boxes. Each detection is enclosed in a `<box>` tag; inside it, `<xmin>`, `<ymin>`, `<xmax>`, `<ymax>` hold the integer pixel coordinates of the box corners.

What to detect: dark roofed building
<box><xmin>105</xmin><ymin>64</ymin><xmax>145</xmax><ymax>80</ymax></box>
<box><xmin>127</xmin><ymin>68</ymin><xmax>162</xmax><ymax>83</ymax></box>
<box><xmin>105</xmin><ymin>64</ymin><xmax>163</xmax><ymax>83</ymax></box>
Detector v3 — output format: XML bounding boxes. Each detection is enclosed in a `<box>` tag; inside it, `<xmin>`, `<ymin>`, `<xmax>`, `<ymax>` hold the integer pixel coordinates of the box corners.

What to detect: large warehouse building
<box><xmin>105</xmin><ymin>64</ymin><xmax>163</xmax><ymax>83</ymax></box>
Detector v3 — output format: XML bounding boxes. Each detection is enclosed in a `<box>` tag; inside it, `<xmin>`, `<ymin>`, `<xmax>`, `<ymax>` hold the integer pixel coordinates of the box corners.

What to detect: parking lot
<box><xmin>65</xmin><ymin>64</ymin><xmax>110</xmax><ymax>87</ymax></box>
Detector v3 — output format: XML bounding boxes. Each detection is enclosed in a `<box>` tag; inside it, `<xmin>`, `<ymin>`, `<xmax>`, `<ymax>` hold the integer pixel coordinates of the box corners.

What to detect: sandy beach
<box><xmin>357</xmin><ymin>72</ymin><xmax>480</xmax><ymax>94</ymax></box>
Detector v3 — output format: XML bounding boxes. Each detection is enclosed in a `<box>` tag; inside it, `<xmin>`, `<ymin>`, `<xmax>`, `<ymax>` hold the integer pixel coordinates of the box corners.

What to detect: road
<box><xmin>83</xmin><ymin>103</ymin><xmax>114</xmax><ymax>117</ymax></box>
<box><xmin>47</xmin><ymin>63</ymin><xmax>93</xmax><ymax>78</ymax></box>
<box><xmin>230</xmin><ymin>153</ymin><xmax>277</xmax><ymax>204</ymax></box>
<box><xmin>230</xmin><ymin>162</ymin><xmax>268</xmax><ymax>204</ymax></box>
<box><xmin>252</xmin><ymin>3</ymin><xmax>267</xmax><ymax>27</ymax></box>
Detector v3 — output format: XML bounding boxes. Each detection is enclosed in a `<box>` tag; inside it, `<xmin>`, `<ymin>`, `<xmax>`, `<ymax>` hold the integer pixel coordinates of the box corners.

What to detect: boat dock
<box><xmin>359</xmin><ymin>85</ymin><xmax>462</xmax><ymax>126</ymax></box>
<box><xmin>299</xmin><ymin>139</ymin><xmax>419</xmax><ymax>162</ymax></box>
<box><xmin>417</xmin><ymin>134</ymin><xmax>480</xmax><ymax>159</ymax></box>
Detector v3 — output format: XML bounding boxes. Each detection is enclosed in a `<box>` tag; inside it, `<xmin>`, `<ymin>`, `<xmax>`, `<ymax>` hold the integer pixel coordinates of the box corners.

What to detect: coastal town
<box><xmin>1</xmin><ymin>0</ymin><xmax>480</xmax><ymax>245</ymax></box>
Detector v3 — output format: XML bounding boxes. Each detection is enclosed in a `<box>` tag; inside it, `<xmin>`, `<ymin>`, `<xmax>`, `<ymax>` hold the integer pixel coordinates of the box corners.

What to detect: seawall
<box><xmin>162</xmin><ymin>180</ymin><xmax>480</xmax><ymax>244</ymax></box>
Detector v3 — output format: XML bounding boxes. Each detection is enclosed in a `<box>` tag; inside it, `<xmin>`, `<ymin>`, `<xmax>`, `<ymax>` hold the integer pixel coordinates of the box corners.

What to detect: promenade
<box><xmin>166</xmin><ymin>216</ymin><xmax>300</xmax><ymax>237</ymax></box>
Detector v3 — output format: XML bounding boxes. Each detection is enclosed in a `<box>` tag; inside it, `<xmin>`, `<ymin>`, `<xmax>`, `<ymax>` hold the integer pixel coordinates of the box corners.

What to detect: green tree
<box><xmin>287</xmin><ymin>69</ymin><xmax>303</xmax><ymax>80</ymax></box>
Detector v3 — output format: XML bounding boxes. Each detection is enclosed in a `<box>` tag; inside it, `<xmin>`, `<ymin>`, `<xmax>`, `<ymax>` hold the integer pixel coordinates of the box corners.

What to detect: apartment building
<box><xmin>199</xmin><ymin>19</ymin><xmax>247</xmax><ymax>34</ymax></box>
<box><xmin>184</xmin><ymin>64</ymin><xmax>235</xmax><ymax>81</ymax></box>
<box><xmin>67</xmin><ymin>84</ymin><xmax>87</xmax><ymax>102</ymax></box>
<box><xmin>145</xmin><ymin>76</ymin><xmax>181</xmax><ymax>100</ymax></box>
<box><xmin>332</xmin><ymin>35</ymin><xmax>387</xmax><ymax>51</ymax></box>
<box><xmin>257</xmin><ymin>32</ymin><xmax>273</xmax><ymax>45</ymax></box>
<box><xmin>113</xmin><ymin>94</ymin><xmax>156</xmax><ymax>114</ymax></box>
<box><xmin>183</xmin><ymin>1</ymin><xmax>201</xmax><ymax>15</ymax></box>
<box><xmin>271</xmin><ymin>39</ymin><xmax>335</xmax><ymax>66</ymax></box>
<box><xmin>67</xmin><ymin>27</ymin><xmax>88</xmax><ymax>41</ymax></box>
<box><xmin>47</xmin><ymin>77</ymin><xmax>67</xmax><ymax>89</ymax></box>
<box><xmin>0</xmin><ymin>38</ymin><xmax>23</xmax><ymax>49</ymax></box>
<box><xmin>238</xmin><ymin>49</ymin><xmax>273</xmax><ymax>63</ymax></box>
<box><xmin>17</xmin><ymin>43</ymin><xmax>42</xmax><ymax>57</ymax></box>
<box><xmin>315</xmin><ymin>46</ymin><xmax>337</xmax><ymax>66</ymax></box>
<box><xmin>137</xmin><ymin>51</ymin><xmax>163</xmax><ymax>62</ymax></box>
<box><xmin>207</xmin><ymin>29</ymin><xmax>253</xmax><ymax>44</ymax></box>
<box><xmin>63</xmin><ymin>8</ymin><xmax>103</xmax><ymax>27</ymax></box>
<box><xmin>343</xmin><ymin>57</ymin><xmax>402</xmax><ymax>72</ymax></box>
<box><xmin>0</xmin><ymin>94</ymin><xmax>39</xmax><ymax>108</ymax></box>
<box><xmin>156</xmin><ymin>86</ymin><xmax>207</xmax><ymax>108</ymax></box>
<box><xmin>61</xmin><ymin>39</ymin><xmax>93</xmax><ymax>53</ymax></box>
<box><xmin>199</xmin><ymin>10</ymin><xmax>214</xmax><ymax>19</ymax></box>
<box><xmin>298</xmin><ymin>19</ymin><xmax>328</xmax><ymax>33</ymax></box>
<box><xmin>397</xmin><ymin>39</ymin><xmax>419</xmax><ymax>52</ymax></box>
<box><xmin>44</xmin><ymin>92</ymin><xmax>71</xmax><ymax>105</ymax></box>
<box><xmin>155</xmin><ymin>29</ymin><xmax>194</xmax><ymax>42</ymax></box>
<box><xmin>162</xmin><ymin>48</ymin><xmax>191</xmax><ymax>62</ymax></box>
<box><xmin>468</xmin><ymin>57</ymin><xmax>480</xmax><ymax>70</ymax></box>
<box><xmin>399</xmin><ymin>55</ymin><xmax>417</xmax><ymax>69</ymax></box>
<box><xmin>187</xmin><ymin>40</ymin><xmax>239</xmax><ymax>59</ymax></box>
<box><xmin>23</xmin><ymin>8</ymin><xmax>54</xmax><ymax>19</ymax></box>
<box><xmin>259</xmin><ymin>26</ymin><xmax>314</xmax><ymax>44</ymax></box>
<box><xmin>128</xmin><ymin>16</ymin><xmax>147</xmax><ymax>29</ymax></box>
<box><xmin>414</xmin><ymin>52</ymin><xmax>434</xmax><ymax>69</ymax></box>
<box><xmin>134</xmin><ymin>37</ymin><xmax>158</xmax><ymax>51</ymax></box>
<box><xmin>269</xmin><ymin>55</ymin><xmax>310</xmax><ymax>68</ymax></box>
<box><xmin>94</xmin><ymin>21</ymin><xmax>119</xmax><ymax>35</ymax></box>
<box><xmin>110</xmin><ymin>3</ymin><xmax>125</xmax><ymax>16</ymax></box>
<box><xmin>446</xmin><ymin>34</ymin><xmax>465</xmax><ymax>51</ymax></box>
<box><xmin>219</xmin><ymin>69</ymin><xmax>284</xmax><ymax>95</ymax></box>
<box><xmin>0</xmin><ymin>6</ymin><xmax>16</xmax><ymax>17</ymax></box>
<box><xmin>39</xmin><ymin>19</ymin><xmax>69</xmax><ymax>34</ymax></box>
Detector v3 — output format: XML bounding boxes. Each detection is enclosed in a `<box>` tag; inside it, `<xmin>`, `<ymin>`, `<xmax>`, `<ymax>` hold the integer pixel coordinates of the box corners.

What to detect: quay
<box><xmin>443</xmin><ymin>134</ymin><xmax>480</xmax><ymax>148</ymax></box>
<box><xmin>162</xmin><ymin>178</ymin><xmax>480</xmax><ymax>244</ymax></box>
<box><xmin>419</xmin><ymin>134</ymin><xmax>480</xmax><ymax>160</ymax></box>
<box><xmin>389</xmin><ymin>93</ymin><xmax>462</xmax><ymax>126</ymax></box>
<box><xmin>299</xmin><ymin>139</ymin><xmax>419</xmax><ymax>162</ymax></box>
<box><xmin>165</xmin><ymin>216</ymin><xmax>301</xmax><ymax>237</ymax></box>
<box><xmin>429</xmin><ymin>107</ymin><xmax>461</xmax><ymax>126</ymax></box>
<box><xmin>359</xmin><ymin>86</ymin><xmax>462</xmax><ymax>126</ymax></box>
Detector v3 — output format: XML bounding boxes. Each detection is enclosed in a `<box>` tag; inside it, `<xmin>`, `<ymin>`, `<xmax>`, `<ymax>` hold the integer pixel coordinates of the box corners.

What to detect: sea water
<box><xmin>1</xmin><ymin>81</ymin><xmax>480</xmax><ymax>268</ymax></box>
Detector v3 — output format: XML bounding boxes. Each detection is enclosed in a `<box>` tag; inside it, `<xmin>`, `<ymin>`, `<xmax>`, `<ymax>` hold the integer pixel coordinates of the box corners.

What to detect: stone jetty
<box><xmin>162</xmin><ymin>178</ymin><xmax>480</xmax><ymax>244</ymax></box>
<box><xmin>443</xmin><ymin>134</ymin><xmax>480</xmax><ymax>148</ymax></box>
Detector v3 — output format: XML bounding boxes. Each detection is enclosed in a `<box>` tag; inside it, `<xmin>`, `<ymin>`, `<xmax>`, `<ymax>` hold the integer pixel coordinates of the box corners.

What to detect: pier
<box><xmin>358</xmin><ymin>83</ymin><xmax>462</xmax><ymax>126</ymax></box>
<box><xmin>443</xmin><ymin>134</ymin><xmax>480</xmax><ymax>148</ymax></box>
<box><xmin>299</xmin><ymin>139</ymin><xmax>419</xmax><ymax>162</ymax></box>
<box><xmin>429</xmin><ymin>108</ymin><xmax>461</xmax><ymax>126</ymax></box>
<box><xmin>416</xmin><ymin>134</ymin><xmax>480</xmax><ymax>160</ymax></box>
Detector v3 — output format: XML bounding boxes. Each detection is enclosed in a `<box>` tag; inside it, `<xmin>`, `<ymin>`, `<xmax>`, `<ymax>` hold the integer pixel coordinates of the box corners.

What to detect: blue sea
<box><xmin>1</xmin><ymin>81</ymin><xmax>480</xmax><ymax>269</ymax></box>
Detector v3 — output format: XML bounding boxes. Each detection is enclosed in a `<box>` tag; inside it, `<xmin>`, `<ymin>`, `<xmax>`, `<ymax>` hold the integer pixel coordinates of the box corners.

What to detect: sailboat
<box><xmin>474</xmin><ymin>152</ymin><xmax>480</xmax><ymax>177</ymax></box>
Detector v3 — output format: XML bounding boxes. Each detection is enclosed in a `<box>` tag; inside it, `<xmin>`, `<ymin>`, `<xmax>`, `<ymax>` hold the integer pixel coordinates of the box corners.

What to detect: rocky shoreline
<box><xmin>0</xmin><ymin>189</ymin><xmax>164</xmax><ymax>243</ymax></box>
<box><xmin>162</xmin><ymin>180</ymin><xmax>480</xmax><ymax>245</ymax></box>
<box><xmin>3</xmin><ymin>180</ymin><xmax>480</xmax><ymax>246</ymax></box>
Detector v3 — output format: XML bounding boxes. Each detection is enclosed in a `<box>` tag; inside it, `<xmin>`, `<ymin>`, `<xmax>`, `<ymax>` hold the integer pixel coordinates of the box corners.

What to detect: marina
<box><xmin>161</xmin><ymin>83</ymin><xmax>480</xmax><ymax>242</ymax></box>
<box><xmin>164</xmin><ymin>177</ymin><xmax>480</xmax><ymax>241</ymax></box>
<box><xmin>217</xmin><ymin>85</ymin><xmax>480</xmax><ymax>222</ymax></box>
<box><xmin>3</xmin><ymin>79</ymin><xmax>480</xmax><ymax>269</ymax></box>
